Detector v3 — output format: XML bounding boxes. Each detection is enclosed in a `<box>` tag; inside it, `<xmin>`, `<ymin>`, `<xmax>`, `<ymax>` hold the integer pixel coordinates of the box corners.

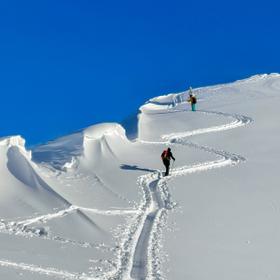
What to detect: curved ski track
<box><xmin>0</xmin><ymin>110</ymin><xmax>252</xmax><ymax>280</ymax></box>
<box><xmin>126</xmin><ymin>110</ymin><xmax>252</xmax><ymax>280</ymax></box>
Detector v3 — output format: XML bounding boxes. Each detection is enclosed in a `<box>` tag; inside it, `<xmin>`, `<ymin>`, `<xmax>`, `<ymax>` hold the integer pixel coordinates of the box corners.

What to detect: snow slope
<box><xmin>0</xmin><ymin>73</ymin><xmax>280</xmax><ymax>279</ymax></box>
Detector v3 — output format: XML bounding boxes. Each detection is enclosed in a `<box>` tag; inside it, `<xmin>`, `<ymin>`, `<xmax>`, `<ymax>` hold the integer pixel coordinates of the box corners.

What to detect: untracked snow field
<box><xmin>0</xmin><ymin>74</ymin><xmax>279</xmax><ymax>279</ymax></box>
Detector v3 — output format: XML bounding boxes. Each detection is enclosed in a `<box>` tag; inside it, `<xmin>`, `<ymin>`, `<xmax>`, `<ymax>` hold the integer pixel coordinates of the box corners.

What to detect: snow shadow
<box><xmin>31</xmin><ymin>132</ymin><xmax>84</xmax><ymax>169</ymax></box>
<box><xmin>120</xmin><ymin>164</ymin><xmax>156</xmax><ymax>173</ymax></box>
<box><xmin>121</xmin><ymin>112</ymin><xmax>139</xmax><ymax>140</ymax></box>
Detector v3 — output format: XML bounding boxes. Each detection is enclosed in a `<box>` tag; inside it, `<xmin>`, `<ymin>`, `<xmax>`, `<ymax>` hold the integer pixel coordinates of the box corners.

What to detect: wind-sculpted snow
<box><xmin>0</xmin><ymin>109</ymin><xmax>252</xmax><ymax>280</ymax></box>
<box><xmin>2</xmin><ymin>74</ymin><xmax>279</xmax><ymax>280</ymax></box>
<box><xmin>32</xmin><ymin>123</ymin><xmax>128</xmax><ymax>170</ymax></box>
<box><xmin>0</xmin><ymin>136</ymin><xmax>32</xmax><ymax>160</ymax></box>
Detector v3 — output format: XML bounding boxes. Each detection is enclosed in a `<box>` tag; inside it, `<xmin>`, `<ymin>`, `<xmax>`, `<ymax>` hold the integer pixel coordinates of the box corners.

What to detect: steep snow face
<box><xmin>0</xmin><ymin>131</ymin><xmax>131</xmax><ymax>280</ymax></box>
<box><xmin>0</xmin><ymin>136</ymin><xmax>69</xmax><ymax>219</ymax></box>
<box><xmin>1</xmin><ymin>73</ymin><xmax>280</xmax><ymax>280</ymax></box>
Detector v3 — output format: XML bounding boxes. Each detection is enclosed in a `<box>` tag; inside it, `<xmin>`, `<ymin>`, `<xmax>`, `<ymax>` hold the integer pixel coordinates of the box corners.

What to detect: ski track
<box><xmin>0</xmin><ymin>205</ymin><xmax>137</xmax><ymax>251</ymax></box>
<box><xmin>0</xmin><ymin>259</ymin><xmax>97</xmax><ymax>280</ymax></box>
<box><xmin>126</xmin><ymin>110</ymin><xmax>252</xmax><ymax>280</ymax></box>
<box><xmin>0</xmin><ymin>110</ymin><xmax>252</xmax><ymax>279</ymax></box>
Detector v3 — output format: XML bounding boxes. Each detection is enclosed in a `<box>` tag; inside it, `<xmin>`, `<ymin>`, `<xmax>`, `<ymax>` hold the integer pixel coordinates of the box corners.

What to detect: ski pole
<box><xmin>171</xmin><ymin>159</ymin><xmax>175</xmax><ymax>174</ymax></box>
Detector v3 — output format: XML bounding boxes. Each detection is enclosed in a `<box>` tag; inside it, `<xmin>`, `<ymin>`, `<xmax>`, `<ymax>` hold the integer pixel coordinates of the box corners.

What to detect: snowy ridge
<box><xmin>143</xmin><ymin>73</ymin><xmax>280</xmax><ymax>112</ymax></box>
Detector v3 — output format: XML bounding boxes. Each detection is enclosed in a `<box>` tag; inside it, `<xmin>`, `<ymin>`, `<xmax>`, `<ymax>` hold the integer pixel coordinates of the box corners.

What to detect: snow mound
<box><xmin>32</xmin><ymin>123</ymin><xmax>129</xmax><ymax>169</ymax></box>
<box><xmin>83</xmin><ymin>123</ymin><xmax>127</xmax><ymax>140</ymax></box>
<box><xmin>82</xmin><ymin>123</ymin><xmax>129</xmax><ymax>165</ymax></box>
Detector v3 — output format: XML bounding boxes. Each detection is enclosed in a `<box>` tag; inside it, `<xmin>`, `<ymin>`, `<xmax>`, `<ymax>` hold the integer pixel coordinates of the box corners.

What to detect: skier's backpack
<box><xmin>161</xmin><ymin>150</ymin><xmax>168</xmax><ymax>159</ymax></box>
<box><xmin>192</xmin><ymin>96</ymin><xmax>197</xmax><ymax>104</ymax></box>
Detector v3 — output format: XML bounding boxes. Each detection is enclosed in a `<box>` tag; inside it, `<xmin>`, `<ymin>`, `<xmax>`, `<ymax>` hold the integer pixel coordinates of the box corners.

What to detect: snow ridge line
<box><xmin>126</xmin><ymin>110</ymin><xmax>252</xmax><ymax>280</ymax></box>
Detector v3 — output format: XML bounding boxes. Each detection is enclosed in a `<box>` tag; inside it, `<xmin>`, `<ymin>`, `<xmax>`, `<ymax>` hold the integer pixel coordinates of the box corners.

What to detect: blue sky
<box><xmin>0</xmin><ymin>0</ymin><xmax>279</xmax><ymax>145</ymax></box>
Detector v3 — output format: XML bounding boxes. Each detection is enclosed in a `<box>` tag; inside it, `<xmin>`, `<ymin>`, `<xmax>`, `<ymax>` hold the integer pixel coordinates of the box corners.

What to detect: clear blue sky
<box><xmin>0</xmin><ymin>0</ymin><xmax>279</xmax><ymax>145</ymax></box>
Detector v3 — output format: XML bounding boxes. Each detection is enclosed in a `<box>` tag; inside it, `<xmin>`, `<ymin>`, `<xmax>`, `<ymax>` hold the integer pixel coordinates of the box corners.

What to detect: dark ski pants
<box><xmin>163</xmin><ymin>159</ymin><xmax>170</xmax><ymax>176</ymax></box>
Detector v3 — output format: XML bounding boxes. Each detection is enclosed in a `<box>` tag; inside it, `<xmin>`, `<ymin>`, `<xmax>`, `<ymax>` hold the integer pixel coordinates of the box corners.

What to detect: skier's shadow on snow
<box><xmin>120</xmin><ymin>164</ymin><xmax>156</xmax><ymax>173</ymax></box>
